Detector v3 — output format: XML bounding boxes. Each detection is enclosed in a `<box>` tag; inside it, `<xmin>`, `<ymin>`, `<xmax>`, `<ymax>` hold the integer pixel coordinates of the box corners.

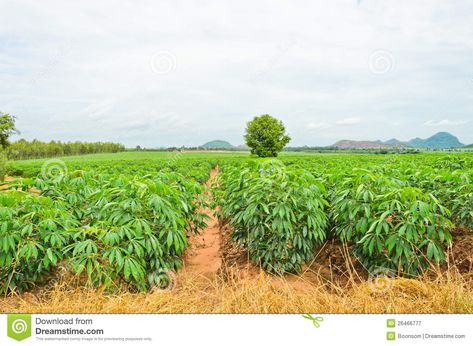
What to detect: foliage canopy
<box><xmin>244</xmin><ymin>115</ymin><xmax>291</xmax><ymax>157</ymax></box>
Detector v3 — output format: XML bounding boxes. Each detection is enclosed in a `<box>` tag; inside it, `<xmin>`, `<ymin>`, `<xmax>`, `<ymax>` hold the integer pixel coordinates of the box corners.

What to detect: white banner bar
<box><xmin>1</xmin><ymin>314</ymin><xmax>470</xmax><ymax>346</ymax></box>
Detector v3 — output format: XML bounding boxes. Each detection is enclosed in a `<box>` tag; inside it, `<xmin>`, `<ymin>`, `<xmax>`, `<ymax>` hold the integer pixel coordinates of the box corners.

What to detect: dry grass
<box><xmin>1</xmin><ymin>270</ymin><xmax>472</xmax><ymax>314</ymax></box>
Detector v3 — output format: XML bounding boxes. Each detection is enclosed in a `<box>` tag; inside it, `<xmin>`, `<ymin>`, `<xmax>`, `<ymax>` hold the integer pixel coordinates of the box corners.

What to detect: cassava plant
<box><xmin>216</xmin><ymin>160</ymin><xmax>328</xmax><ymax>274</ymax></box>
<box><xmin>331</xmin><ymin>170</ymin><xmax>453</xmax><ymax>275</ymax></box>
<box><xmin>38</xmin><ymin>171</ymin><xmax>209</xmax><ymax>291</ymax></box>
<box><xmin>0</xmin><ymin>191</ymin><xmax>79</xmax><ymax>294</ymax></box>
<box><xmin>0</xmin><ymin>169</ymin><xmax>209</xmax><ymax>294</ymax></box>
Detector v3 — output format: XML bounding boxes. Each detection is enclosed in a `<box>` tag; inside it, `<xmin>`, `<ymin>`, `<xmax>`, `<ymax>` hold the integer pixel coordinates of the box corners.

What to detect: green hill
<box><xmin>200</xmin><ymin>140</ymin><xmax>234</xmax><ymax>149</ymax></box>
<box><xmin>379</xmin><ymin>132</ymin><xmax>464</xmax><ymax>149</ymax></box>
<box><xmin>407</xmin><ymin>132</ymin><xmax>464</xmax><ymax>149</ymax></box>
<box><xmin>384</xmin><ymin>138</ymin><xmax>406</xmax><ymax>146</ymax></box>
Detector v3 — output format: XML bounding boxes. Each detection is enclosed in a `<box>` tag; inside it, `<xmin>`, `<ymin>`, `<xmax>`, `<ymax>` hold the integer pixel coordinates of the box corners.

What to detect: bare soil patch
<box><xmin>183</xmin><ymin>167</ymin><xmax>222</xmax><ymax>276</ymax></box>
<box><xmin>218</xmin><ymin>221</ymin><xmax>473</xmax><ymax>289</ymax></box>
<box><xmin>218</xmin><ymin>223</ymin><xmax>367</xmax><ymax>290</ymax></box>
<box><xmin>0</xmin><ymin>176</ymin><xmax>15</xmax><ymax>190</ymax></box>
<box><xmin>0</xmin><ymin>176</ymin><xmax>40</xmax><ymax>195</ymax></box>
<box><xmin>448</xmin><ymin>233</ymin><xmax>473</xmax><ymax>281</ymax></box>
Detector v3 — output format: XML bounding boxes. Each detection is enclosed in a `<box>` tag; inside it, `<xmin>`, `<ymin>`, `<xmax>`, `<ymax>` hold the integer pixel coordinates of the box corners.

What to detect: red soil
<box><xmin>183</xmin><ymin>167</ymin><xmax>222</xmax><ymax>276</ymax></box>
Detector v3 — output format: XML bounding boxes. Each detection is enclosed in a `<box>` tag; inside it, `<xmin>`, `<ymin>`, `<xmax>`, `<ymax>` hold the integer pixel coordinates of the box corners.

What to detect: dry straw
<box><xmin>1</xmin><ymin>268</ymin><xmax>472</xmax><ymax>314</ymax></box>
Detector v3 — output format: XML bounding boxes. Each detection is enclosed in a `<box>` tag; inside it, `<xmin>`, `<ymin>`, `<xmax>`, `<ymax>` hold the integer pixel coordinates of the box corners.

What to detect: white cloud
<box><xmin>424</xmin><ymin>119</ymin><xmax>469</xmax><ymax>127</ymax></box>
<box><xmin>307</xmin><ymin>121</ymin><xmax>331</xmax><ymax>130</ymax></box>
<box><xmin>1</xmin><ymin>0</ymin><xmax>473</xmax><ymax>146</ymax></box>
<box><xmin>79</xmin><ymin>98</ymin><xmax>117</xmax><ymax>119</ymax></box>
<box><xmin>336</xmin><ymin>117</ymin><xmax>362</xmax><ymax>126</ymax></box>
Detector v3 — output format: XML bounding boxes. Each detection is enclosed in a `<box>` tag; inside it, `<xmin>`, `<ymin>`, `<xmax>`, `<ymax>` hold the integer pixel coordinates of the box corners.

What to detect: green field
<box><xmin>8</xmin><ymin>150</ymin><xmax>469</xmax><ymax>179</ymax></box>
<box><xmin>1</xmin><ymin>151</ymin><xmax>473</xmax><ymax>298</ymax></box>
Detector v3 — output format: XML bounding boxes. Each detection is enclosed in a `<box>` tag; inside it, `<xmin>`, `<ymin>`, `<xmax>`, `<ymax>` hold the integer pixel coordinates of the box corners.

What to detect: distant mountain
<box><xmin>407</xmin><ymin>137</ymin><xmax>424</xmax><ymax>147</ymax></box>
<box><xmin>407</xmin><ymin>132</ymin><xmax>464</xmax><ymax>149</ymax></box>
<box><xmin>331</xmin><ymin>132</ymin><xmax>464</xmax><ymax>150</ymax></box>
<box><xmin>384</xmin><ymin>138</ymin><xmax>405</xmax><ymax>146</ymax></box>
<box><xmin>464</xmin><ymin>143</ymin><xmax>473</xmax><ymax>148</ymax></box>
<box><xmin>377</xmin><ymin>132</ymin><xmax>463</xmax><ymax>149</ymax></box>
<box><xmin>200</xmin><ymin>140</ymin><xmax>234</xmax><ymax>149</ymax></box>
<box><xmin>332</xmin><ymin>140</ymin><xmax>404</xmax><ymax>149</ymax></box>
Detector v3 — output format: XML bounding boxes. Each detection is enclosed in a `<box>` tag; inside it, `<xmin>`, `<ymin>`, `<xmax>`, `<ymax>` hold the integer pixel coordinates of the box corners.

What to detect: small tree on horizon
<box><xmin>244</xmin><ymin>114</ymin><xmax>291</xmax><ymax>157</ymax></box>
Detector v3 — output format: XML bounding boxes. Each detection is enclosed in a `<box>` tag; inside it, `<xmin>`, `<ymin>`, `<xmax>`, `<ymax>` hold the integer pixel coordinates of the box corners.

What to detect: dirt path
<box><xmin>183</xmin><ymin>167</ymin><xmax>222</xmax><ymax>276</ymax></box>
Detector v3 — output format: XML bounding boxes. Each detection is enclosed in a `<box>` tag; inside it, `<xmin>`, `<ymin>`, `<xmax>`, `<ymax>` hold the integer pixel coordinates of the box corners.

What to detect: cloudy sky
<box><xmin>1</xmin><ymin>0</ymin><xmax>472</xmax><ymax>147</ymax></box>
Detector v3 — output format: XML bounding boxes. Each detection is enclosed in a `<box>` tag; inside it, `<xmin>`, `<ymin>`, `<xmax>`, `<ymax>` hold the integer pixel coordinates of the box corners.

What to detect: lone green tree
<box><xmin>0</xmin><ymin>113</ymin><xmax>18</xmax><ymax>149</ymax></box>
<box><xmin>244</xmin><ymin>114</ymin><xmax>291</xmax><ymax>157</ymax></box>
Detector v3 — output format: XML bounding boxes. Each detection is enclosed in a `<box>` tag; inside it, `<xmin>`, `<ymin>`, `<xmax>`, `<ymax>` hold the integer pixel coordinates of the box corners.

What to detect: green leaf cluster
<box><xmin>216</xmin><ymin>160</ymin><xmax>328</xmax><ymax>274</ymax></box>
<box><xmin>244</xmin><ymin>115</ymin><xmax>291</xmax><ymax>158</ymax></box>
<box><xmin>331</xmin><ymin>170</ymin><xmax>453</xmax><ymax>275</ymax></box>
<box><xmin>0</xmin><ymin>171</ymin><xmax>209</xmax><ymax>293</ymax></box>
<box><xmin>0</xmin><ymin>191</ymin><xmax>78</xmax><ymax>293</ymax></box>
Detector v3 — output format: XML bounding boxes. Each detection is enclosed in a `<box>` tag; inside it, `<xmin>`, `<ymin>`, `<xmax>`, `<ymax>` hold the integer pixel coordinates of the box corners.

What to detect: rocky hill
<box><xmin>406</xmin><ymin>132</ymin><xmax>464</xmax><ymax>149</ymax></box>
<box><xmin>332</xmin><ymin>132</ymin><xmax>464</xmax><ymax>149</ymax></box>
<box><xmin>200</xmin><ymin>140</ymin><xmax>234</xmax><ymax>149</ymax></box>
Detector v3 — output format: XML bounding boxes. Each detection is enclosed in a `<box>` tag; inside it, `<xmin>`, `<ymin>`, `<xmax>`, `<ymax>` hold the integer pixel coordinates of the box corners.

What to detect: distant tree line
<box><xmin>284</xmin><ymin>146</ymin><xmax>335</xmax><ymax>152</ymax></box>
<box><xmin>7</xmin><ymin>139</ymin><xmax>126</xmax><ymax>160</ymax></box>
<box><xmin>129</xmin><ymin>146</ymin><xmax>248</xmax><ymax>152</ymax></box>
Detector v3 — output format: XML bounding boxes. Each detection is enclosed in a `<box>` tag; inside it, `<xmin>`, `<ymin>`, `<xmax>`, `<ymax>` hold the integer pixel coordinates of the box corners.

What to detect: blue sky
<box><xmin>1</xmin><ymin>0</ymin><xmax>472</xmax><ymax>147</ymax></box>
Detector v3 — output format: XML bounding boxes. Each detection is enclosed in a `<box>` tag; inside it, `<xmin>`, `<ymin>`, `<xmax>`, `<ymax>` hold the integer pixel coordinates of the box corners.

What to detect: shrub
<box><xmin>37</xmin><ymin>171</ymin><xmax>209</xmax><ymax>291</ymax></box>
<box><xmin>331</xmin><ymin>170</ymin><xmax>453</xmax><ymax>275</ymax></box>
<box><xmin>0</xmin><ymin>171</ymin><xmax>209</xmax><ymax>293</ymax></box>
<box><xmin>216</xmin><ymin>160</ymin><xmax>328</xmax><ymax>274</ymax></box>
<box><xmin>0</xmin><ymin>191</ymin><xmax>79</xmax><ymax>294</ymax></box>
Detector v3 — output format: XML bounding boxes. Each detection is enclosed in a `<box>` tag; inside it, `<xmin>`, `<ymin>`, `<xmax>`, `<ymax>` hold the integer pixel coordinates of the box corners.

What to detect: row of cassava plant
<box><xmin>0</xmin><ymin>191</ymin><xmax>79</xmax><ymax>294</ymax></box>
<box><xmin>215</xmin><ymin>160</ymin><xmax>329</xmax><ymax>274</ymax></box>
<box><xmin>6</xmin><ymin>156</ymin><xmax>215</xmax><ymax>183</ymax></box>
<box><xmin>0</xmin><ymin>171</ymin><xmax>209</xmax><ymax>293</ymax></box>
<box><xmin>280</xmin><ymin>154</ymin><xmax>473</xmax><ymax>233</ymax></box>
<box><xmin>329</xmin><ymin>169</ymin><xmax>453</xmax><ymax>275</ymax></box>
<box><xmin>216</xmin><ymin>160</ymin><xmax>455</xmax><ymax>276</ymax></box>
